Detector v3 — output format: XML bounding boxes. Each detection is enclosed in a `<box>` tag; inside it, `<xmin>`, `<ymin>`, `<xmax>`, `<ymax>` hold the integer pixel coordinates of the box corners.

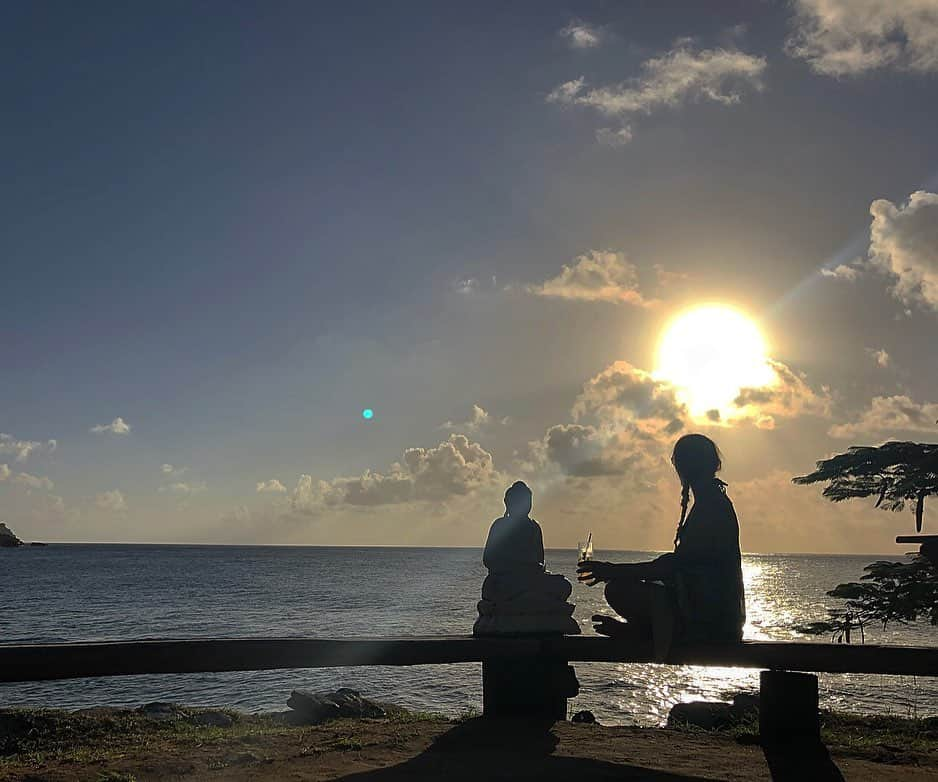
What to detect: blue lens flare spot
<box><xmin>362</xmin><ymin>408</ymin><xmax>374</xmax><ymax>420</ymax></box>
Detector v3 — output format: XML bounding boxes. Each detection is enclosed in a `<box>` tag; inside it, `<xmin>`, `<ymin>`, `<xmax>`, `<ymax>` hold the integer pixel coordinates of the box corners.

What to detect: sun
<box><xmin>654</xmin><ymin>305</ymin><xmax>775</xmax><ymax>420</ymax></box>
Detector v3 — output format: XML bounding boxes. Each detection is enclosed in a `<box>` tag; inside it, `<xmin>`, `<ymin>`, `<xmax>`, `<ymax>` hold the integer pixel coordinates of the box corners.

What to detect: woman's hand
<box><xmin>577</xmin><ymin>560</ymin><xmax>615</xmax><ymax>586</ymax></box>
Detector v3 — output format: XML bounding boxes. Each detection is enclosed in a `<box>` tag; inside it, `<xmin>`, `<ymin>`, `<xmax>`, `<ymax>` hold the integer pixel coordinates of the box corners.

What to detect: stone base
<box><xmin>482</xmin><ymin>659</ymin><xmax>579</xmax><ymax>720</ymax></box>
<box><xmin>473</xmin><ymin>613</ymin><xmax>581</xmax><ymax>636</ymax></box>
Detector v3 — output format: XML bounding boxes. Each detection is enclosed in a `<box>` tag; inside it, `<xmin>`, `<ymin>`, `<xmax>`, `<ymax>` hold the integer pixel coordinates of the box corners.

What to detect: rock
<box><xmin>29</xmin><ymin>542</ymin><xmax>48</xmax><ymax>547</ymax></box>
<box><xmin>0</xmin><ymin>523</ymin><xmax>24</xmax><ymax>548</ymax></box>
<box><xmin>667</xmin><ymin>701</ymin><xmax>733</xmax><ymax>730</ymax></box>
<box><xmin>286</xmin><ymin>688</ymin><xmax>385</xmax><ymax>725</ymax></box>
<box><xmin>189</xmin><ymin>710</ymin><xmax>235</xmax><ymax>728</ymax></box>
<box><xmin>731</xmin><ymin>692</ymin><xmax>760</xmax><ymax>722</ymax></box>
<box><xmin>137</xmin><ymin>702</ymin><xmax>187</xmax><ymax>720</ymax></box>
<box><xmin>571</xmin><ymin>710</ymin><xmax>596</xmax><ymax>724</ymax></box>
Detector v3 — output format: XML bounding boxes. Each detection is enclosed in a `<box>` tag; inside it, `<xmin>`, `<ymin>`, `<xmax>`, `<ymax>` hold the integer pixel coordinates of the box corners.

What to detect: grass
<box><xmin>0</xmin><ymin>703</ymin><xmax>449</xmax><ymax>777</ymax></box>
<box><xmin>3</xmin><ymin>703</ymin><xmax>936</xmax><ymax>776</ymax></box>
<box><xmin>671</xmin><ymin>708</ymin><xmax>938</xmax><ymax>767</ymax></box>
<box><xmin>0</xmin><ymin>707</ymin><xmax>274</xmax><ymax>769</ymax></box>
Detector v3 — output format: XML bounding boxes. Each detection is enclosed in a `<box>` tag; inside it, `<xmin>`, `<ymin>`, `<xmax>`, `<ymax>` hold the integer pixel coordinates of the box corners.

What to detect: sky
<box><xmin>3</xmin><ymin>0</ymin><xmax>938</xmax><ymax>553</ymax></box>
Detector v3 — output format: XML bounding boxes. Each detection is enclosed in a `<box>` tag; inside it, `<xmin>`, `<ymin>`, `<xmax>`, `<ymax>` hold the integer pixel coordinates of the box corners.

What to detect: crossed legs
<box><xmin>593</xmin><ymin>579</ymin><xmax>676</xmax><ymax>661</ymax></box>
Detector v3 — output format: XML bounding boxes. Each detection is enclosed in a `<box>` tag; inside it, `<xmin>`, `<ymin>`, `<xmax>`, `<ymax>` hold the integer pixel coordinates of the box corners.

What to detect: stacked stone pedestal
<box><xmin>472</xmin><ymin>571</ymin><xmax>580</xmax><ymax>637</ymax></box>
<box><xmin>473</xmin><ymin>569</ymin><xmax>580</xmax><ymax>718</ymax></box>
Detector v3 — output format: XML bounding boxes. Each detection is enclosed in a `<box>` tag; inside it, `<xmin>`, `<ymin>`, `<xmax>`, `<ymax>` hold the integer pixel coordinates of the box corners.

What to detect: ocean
<box><xmin>1</xmin><ymin>545</ymin><xmax>935</xmax><ymax>725</ymax></box>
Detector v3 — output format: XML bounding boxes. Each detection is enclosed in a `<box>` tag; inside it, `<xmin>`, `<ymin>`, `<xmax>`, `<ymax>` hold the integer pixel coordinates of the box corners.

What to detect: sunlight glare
<box><xmin>655</xmin><ymin>305</ymin><xmax>775</xmax><ymax>420</ymax></box>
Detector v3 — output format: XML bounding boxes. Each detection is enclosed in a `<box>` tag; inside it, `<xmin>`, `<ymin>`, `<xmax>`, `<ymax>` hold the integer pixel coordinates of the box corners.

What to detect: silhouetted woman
<box><xmin>577</xmin><ymin>433</ymin><xmax>745</xmax><ymax>654</ymax></box>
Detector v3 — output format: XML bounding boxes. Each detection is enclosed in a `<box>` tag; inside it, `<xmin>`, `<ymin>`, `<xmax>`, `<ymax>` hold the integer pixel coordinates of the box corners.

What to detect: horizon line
<box><xmin>4</xmin><ymin>540</ymin><xmax>912</xmax><ymax>558</ymax></box>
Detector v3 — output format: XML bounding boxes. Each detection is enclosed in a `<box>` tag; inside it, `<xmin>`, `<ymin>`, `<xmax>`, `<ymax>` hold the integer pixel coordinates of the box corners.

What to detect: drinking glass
<box><xmin>577</xmin><ymin>533</ymin><xmax>593</xmax><ymax>563</ymax></box>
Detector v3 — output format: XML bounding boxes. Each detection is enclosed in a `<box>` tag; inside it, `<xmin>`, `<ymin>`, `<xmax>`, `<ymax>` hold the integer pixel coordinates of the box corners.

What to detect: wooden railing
<box><xmin>1</xmin><ymin>636</ymin><xmax>935</xmax><ymax>683</ymax></box>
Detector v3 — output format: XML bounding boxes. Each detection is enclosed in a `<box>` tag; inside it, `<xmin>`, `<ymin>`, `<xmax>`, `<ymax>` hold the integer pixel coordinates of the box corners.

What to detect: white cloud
<box><xmin>256</xmin><ymin>479</ymin><xmax>287</xmax><ymax>494</ymax></box>
<box><xmin>0</xmin><ymin>463</ymin><xmax>9</xmax><ymax>480</ymax></box>
<box><xmin>821</xmin><ymin>263</ymin><xmax>861</xmax><ymax>281</ymax></box>
<box><xmin>440</xmin><ymin>404</ymin><xmax>509</xmax><ymax>433</ymax></box>
<box><xmin>90</xmin><ymin>417</ymin><xmax>131</xmax><ymax>435</ymax></box>
<box><xmin>12</xmin><ymin>472</ymin><xmax>54</xmax><ymax>491</ymax></box>
<box><xmin>865</xmin><ymin>347</ymin><xmax>891</xmax><ymax>368</ymax></box>
<box><xmin>528</xmin><ymin>251</ymin><xmax>655</xmax><ymax>306</ymax></box>
<box><xmin>547</xmin><ymin>42</ymin><xmax>765</xmax><ymax>142</ymax></box>
<box><xmin>290</xmin><ymin>434</ymin><xmax>500</xmax><ymax>514</ymax></box>
<box><xmin>160</xmin><ymin>481</ymin><xmax>207</xmax><ymax>496</ymax></box>
<box><xmin>521</xmin><ymin>360</ymin><xmax>686</xmax><ymax>480</ymax></box>
<box><xmin>829</xmin><ymin>395</ymin><xmax>938</xmax><ymax>439</ymax></box>
<box><xmin>786</xmin><ymin>0</ymin><xmax>938</xmax><ymax>76</ymax></box>
<box><xmin>526</xmin><ymin>422</ymin><xmax>666</xmax><ymax>478</ymax></box>
<box><xmin>733</xmin><ymin>360</ymin><xmax>831</xmax><ymax>429</ymax></box>
<box><xmin>596</xmin><ymin>126</ymin><xmax>634</xmax><ymax>146</ymax></box>
<box><xmin>868</xmin><ymin>191</ymin><xmax>938</xmax><ymax>312</ymax></box>
<box><xmin>95</xmin><ymin>489</ymin><xmax>127</xmax><ymax>512</ymax></box>
<box><xmin>0</xmin><ymin>433</ymin><xmax>55</xmax><ymax>463</ymax></box>
<box><xmin>559</xmin><ymin>21</ymin><xmax>605</xmax><ymax>49</ymax></box>
<box><xmin>572</xmin><ymin>360</ymin><xmax>687</xmax><ymax>432</ymax></box>
<box><xmin>160</xmin><ymin>464</ymin><xmax>187</xmax><ymax>479</ymax></box>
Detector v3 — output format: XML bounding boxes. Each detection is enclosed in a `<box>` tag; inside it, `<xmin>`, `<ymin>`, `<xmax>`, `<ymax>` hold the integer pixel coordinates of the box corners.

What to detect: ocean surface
<box><xmin>1</xmin><ymin>545</ymin><xmax>935</xmax><ymax>725</ymax></box>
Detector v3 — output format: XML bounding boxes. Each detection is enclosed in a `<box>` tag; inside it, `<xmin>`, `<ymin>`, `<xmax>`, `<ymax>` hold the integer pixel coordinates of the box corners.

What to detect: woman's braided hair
<box><xmin>671</xmin><ymin>433</ymin><xmax>723</xmax><ymax>546</ymax></box>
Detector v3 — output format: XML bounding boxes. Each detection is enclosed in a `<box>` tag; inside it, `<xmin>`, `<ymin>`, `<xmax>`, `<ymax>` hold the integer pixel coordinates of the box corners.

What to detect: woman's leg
<box><xmin>599</xmin><ymin>579</ymin><xmax>676</xmax><ymax>660</ymax></box>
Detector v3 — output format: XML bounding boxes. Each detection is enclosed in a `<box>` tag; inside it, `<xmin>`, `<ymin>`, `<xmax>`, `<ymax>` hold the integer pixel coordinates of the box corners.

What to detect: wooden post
<box><xmin>759</xmin><ymin>670</ymin><xmax>819</xmax><ymax>744</ymax></box>
<box><xmin>482</xmin><ymin>658</ymin><xmax>578</xmax><ymax>720</ymax></box>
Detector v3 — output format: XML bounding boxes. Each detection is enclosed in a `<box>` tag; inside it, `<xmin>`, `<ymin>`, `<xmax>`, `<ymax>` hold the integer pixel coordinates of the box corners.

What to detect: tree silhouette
<box><xmin>794</xmin><ymin>556</ymin><xmax>938</xmax><ymax>641</ymax></box>
<box><xmin>793</xmin><ymin>441</ymin><xmax>938</xmax><ymax>532</ymax></box>
<box><xmin>793</xmin><ymin>440</ymin><xmax>938</xmax><ymax>640</ymax></box>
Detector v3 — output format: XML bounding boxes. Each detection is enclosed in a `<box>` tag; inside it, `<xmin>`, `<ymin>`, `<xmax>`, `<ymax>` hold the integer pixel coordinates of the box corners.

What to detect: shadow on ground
<box><xmin>762</xmin><ymin>739</ymin><xmax>846</xmax><ymax>782</ymax></box>
<box><xmin>336</xmin><ymin>718</ymin><xmax>720</xmax><ymax>781</ymax></box>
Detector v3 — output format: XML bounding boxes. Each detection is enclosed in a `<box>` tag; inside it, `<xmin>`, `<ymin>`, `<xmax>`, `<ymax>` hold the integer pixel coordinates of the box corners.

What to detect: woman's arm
<box><xmin>612</xmin><ymin>552</ymin><xmax>676</xmax><ymax>580</ymax></box>
<box><xmin>577</xmin><ymin>553</ymin><xmax>676</xmax><ymax>584</ymax></box>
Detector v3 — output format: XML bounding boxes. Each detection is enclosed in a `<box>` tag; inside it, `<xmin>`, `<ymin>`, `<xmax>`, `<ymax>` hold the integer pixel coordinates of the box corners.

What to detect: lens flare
<box><xmin>362</xmin><ymin>408</ymin><xmax>374</xmax><ymax>420</ymax></box>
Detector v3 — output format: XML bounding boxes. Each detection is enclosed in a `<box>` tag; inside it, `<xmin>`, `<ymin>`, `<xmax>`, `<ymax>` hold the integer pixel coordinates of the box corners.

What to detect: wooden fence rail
<box><xmin>1</xmin><ymin>636</ymin><xmax>935</xmax><ymax>684</ymax></box>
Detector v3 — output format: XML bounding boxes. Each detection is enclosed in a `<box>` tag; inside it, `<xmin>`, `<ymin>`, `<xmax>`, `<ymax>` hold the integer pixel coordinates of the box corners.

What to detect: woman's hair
<box><xmin>671</xmin><ymin>434</ymin><xmax>723</xmax><ymax>545</ymax></box>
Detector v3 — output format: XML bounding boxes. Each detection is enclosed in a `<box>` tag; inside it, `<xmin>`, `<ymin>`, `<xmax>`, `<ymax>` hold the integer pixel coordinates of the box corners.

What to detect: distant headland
<box><xmin>0</xmin><ymin>522</ymin><xmax>44</xmax><ymax>547</ymax></box>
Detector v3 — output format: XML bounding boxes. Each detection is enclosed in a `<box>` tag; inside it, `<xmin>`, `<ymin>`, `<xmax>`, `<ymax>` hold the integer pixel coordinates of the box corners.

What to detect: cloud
<box><xmin>525</xmin><ymin>423</ymin><xmax>667</xmax><ymax>478</ymax></box>
<box><xmin>12</xmin><ymin>472</ymin><xmax>54</xmax><ymax>491</ymax></box>
<box><xmin>521</xmin><ymin>361</ymin><xmax>686</xmax><ymax>480</ymax></box>
<box><xmin>596</xmin><ymin>126</ymin><xmax>634</xmax><ymax>147</ymax></box>
<box><xmin>868</xmin><ymin>191</ymin><xmax>938</xmax><ymax>312</ymax></box>
<box><xmin>736</xmin><ymin>469</ymin><xmax>894</xmax><ymax>554</ymax></box>
<box><xmin>865</xmin><ymin>347</ymin><xmax>891</xmax><ymax>368</ymax></box>
<box><xmin>559</xmin><ymin>21</ymin><xmax>605</xmax><ymax>49</ymax></box>
<box><xmin>160</xmin><ymin>481</ymin><xmax>207</xmax><ymax>496</ymax></box>
<box><xmin>528</xmin><ymin>251</ymin><xmax>655</xmax><ymax>306</ymax></box>
<box><xmin>0</xmin><ymin>433</ymin><xmax>56</xmax><ymax>463</ymax></box>
<box><xmin>90</xmin><ymin>417</ymin><xmax>131</xmax><ymax>435</ymax></box>
<box><xmin>733</xmin><ymin>360</ymin><xmax>831</xmax><ymax>429</ymax></box>
<box><xmin>256</xmin><ymin>479</ymin><xmax>287</xmax><ymax>494</ymax></box>
<box><xmin>290</xmin><ymin>434</ymin><xmax>500</xmax><ymax>514</ymax></box>
<box><xmin>820</xmin><ymin>263</ymin><xmax>861</xmax><ymax>281</ymax></box>
<box><xmin>829</xmin><ymin>395</ymin><xmax>938</xmax><ymax>439</ymax></box>
<box><xmin>95</xmin><ymin>489</ymin><xmax>127</xmax><ymax>512</ymax></box>
<box><xmin>440</xmin><ymin>404</ymin><xmax>509</xmax><ymax>433</ymax></box>
<box><xmin>572</xmin><ymin>360</ymin><xmax>687</xmax><ymax>432</ymax></box>
<box><xmin>1</xmin><ymin>464</ymin><xmax>54</xmax><ymax>491</ymax></box>
<box><xmin>547</xmin><ymin>42</ymin><xmax>765</xmax><ymax>142</ymax></box>
<box><xmin>786</xmin><ymin>0</ymin><xmax>938</xmax><ymax>76</ymax></box>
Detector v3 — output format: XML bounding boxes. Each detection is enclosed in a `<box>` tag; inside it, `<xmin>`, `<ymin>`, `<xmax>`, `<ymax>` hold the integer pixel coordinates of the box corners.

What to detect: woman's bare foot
<box><xmin>591</xmin><ymin>614</ymin><xmax>647</xmax><ymax>639</ymax></box>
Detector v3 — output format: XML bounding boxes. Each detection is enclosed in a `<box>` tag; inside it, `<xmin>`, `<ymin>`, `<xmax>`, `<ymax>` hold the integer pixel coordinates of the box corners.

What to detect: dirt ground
<box><xmin>2</xmin><ymin>714</ymin><xmax>937</xmax><ymax>782</ymax></box>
